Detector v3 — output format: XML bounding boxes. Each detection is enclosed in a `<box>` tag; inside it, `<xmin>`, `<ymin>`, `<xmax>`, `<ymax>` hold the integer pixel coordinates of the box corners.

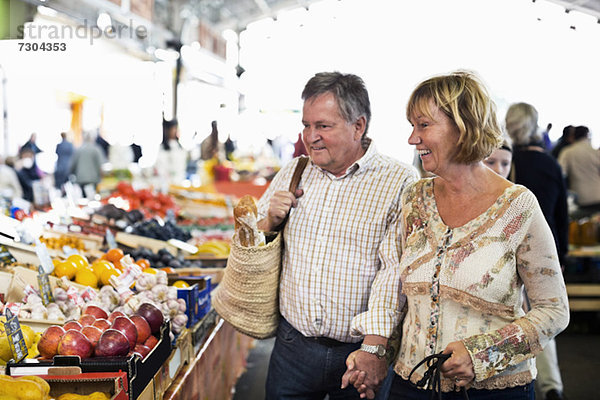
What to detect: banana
<box><xmin>195</xmin><ymin>240</ymin><xmax>231</xmax><ymax>257</ymax></box>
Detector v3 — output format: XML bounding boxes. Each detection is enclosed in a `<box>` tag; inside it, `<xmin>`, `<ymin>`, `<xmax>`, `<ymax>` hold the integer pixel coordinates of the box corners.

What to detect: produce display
<box><xmin>0</xmin><ymin>179</ymin><xmax>245</xmax><ymax>399</ymax></box>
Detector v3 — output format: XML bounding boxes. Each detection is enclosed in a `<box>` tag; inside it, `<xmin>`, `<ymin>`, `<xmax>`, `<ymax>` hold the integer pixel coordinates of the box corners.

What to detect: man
<box><xmin>258</xmin><ymin>72</ymin><xmax>417</xmax><ymax>399</ymax></box>
<box><xmin>55</xmin><ymin>131</ymin><xmax>74</xmax><ymax>189</ymax></box>
<box><xmin>558</xmin><ymin>125</ymin><xmax>600</xmax><ymax>218</ymax></box>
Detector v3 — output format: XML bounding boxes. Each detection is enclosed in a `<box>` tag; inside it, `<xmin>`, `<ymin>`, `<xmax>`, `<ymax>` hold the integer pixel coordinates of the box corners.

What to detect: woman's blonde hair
<box><xmin>406</xmin><ymin>71</ymin><xmax>503</xmax><ymax>163</ymax></box>
<box><xmin>504</xmin><ymin>102</ymin><xmax>541</xmax><ymax>146</ymax></box>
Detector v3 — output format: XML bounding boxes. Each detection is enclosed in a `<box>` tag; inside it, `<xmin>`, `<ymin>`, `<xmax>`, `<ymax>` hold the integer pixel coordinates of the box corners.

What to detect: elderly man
<box><xmin>258</xmin><ymin>72</ymin><xmax>417</xmax><ymax>399</ymax></box>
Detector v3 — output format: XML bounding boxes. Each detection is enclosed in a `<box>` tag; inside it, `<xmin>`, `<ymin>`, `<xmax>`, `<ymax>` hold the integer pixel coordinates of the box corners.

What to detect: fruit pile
<box><xmin>39</xmin><ymin>235</ymin><xmax>85</xmax><ymax>251</ymax></box>
<box><xmin>0</xmin><ymin>375</ymin><xmax>51</xmax><ymax>399</ymax></box>
<box><xmin>105</xmin><ymin>182</ymin><xmax>178</xmax><ymax>218</ymax></box>
<box><xmin>0</xmin><ymin>320</ymin><xmax>40</xmax><ymax>364</ymax></box>
<box><xmin>53</xmin><ymin>251</ymin><xmax>124</xmax><ymax>289</ymax></box>
<box><xmin>194</xmin><ymin>239</ymin><xmax>231</xmax><ymax>258</ymax></box>
<box><xmin>129</xmin><ymin>246</ymin><xmax>204</xmax><ymax>269</ymax></box>
<box><xmin>37</xmin><ymin>303</ymin><xmax>164</xmax><ymax>360</ymax></box>
<box><xmin>128</xmin><ymin>218</ymin><xmax>191</xmax><ymax>242</ymax></box>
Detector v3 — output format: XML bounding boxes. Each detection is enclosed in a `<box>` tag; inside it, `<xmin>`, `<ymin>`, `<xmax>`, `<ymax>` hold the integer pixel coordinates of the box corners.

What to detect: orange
<box><xmin>100</xmin><ymin>268</ymin><xmax>120</xmax><ymax>286</ymax></box>
<box><xmin>160</xmin><ymin>267</ymin><xmax>175</xmax><ymax>274</ymax></box>
<box><xmin>135</xmin><ymin>258</ymin><xmax>150</xmax><ymax>270</ymax></box>
<box><xmin>54</xmin><ymin>260</ymin><xmax>77</xmax><ymax>280</ymax></box>
<box><xmin>91</xmin><ymin>260</ymin><xmax>114</xmax><ymax>279</ymax></box>
<box><xmin>172</xmin><ymin>280</ymin><xmax>190</xmax><ymax>288</ymax></box>
<box><xmin>67</xmin><ymin>254</ymin><xmax>89</xmax><ymax>271</ymax></box>
<box><xmin>75</xmin><ymin>267</ymin><xmax>98</xmax><ymax>288</ymax></box>
<box><xmin>104</xmin><ymin>248</ymin><xmax>124</xmax><ymax>263</ymax></box>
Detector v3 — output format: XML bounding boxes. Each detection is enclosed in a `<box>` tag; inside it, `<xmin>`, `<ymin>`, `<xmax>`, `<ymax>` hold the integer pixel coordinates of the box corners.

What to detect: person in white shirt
<box><xmin>558</xmin><ymin>125</ymin><xmax>600</xmax><ymax>217</ymax></box>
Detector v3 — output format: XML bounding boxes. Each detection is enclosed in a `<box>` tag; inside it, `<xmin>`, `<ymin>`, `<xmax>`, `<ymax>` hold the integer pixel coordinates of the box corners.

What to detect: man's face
<box><xmin>301</xmin><ymin>92</ymin><xmax>365</xmax><ymax>177</ymax></box>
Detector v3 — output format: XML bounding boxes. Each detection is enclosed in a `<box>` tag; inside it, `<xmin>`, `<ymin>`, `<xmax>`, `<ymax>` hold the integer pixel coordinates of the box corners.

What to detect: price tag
<box><xmin>167</xmin><ymin>238</ymin><xmax>198</xmax><ymax>254</ymax></box>
<box><xmin>106</xmin><ymin>228</ymin><xmax>117</xmax><ymax>250</ymax></box>
<box><xmin>34</xmin><ymin>238</ymin><xmax>55</xmax><ymax>274</ymax></box>
<box><xmin>3</xmin><ymin>308</ymin><xmax>28</xmax><ymax>362</ymax></box>
<box><xmin>0</xmin><ymin>244</ymin><xmax>17</xmax><ymax>264</ymax></box>
<box><xmin>62</xmin><ymin>245</ymin><xmax>78</xmax><ymax>257</ymax></box>
<box><xmin>37</xmin><ymin>265</ymin><xmax>54</xmax><ymax>306</ymax></box>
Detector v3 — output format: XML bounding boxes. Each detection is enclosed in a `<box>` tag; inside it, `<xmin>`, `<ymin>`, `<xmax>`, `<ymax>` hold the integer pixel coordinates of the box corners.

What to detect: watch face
<box><xmin>376</xmin><ymin>345</ymin><xmax>386</xmax><ymax>357</ymax></box>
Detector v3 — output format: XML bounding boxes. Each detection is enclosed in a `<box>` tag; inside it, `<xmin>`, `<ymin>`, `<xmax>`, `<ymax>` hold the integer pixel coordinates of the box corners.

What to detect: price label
<box><xmin>62</xmin><ymin>245</ymin><xmax>79</xmax><ymax>257</ymax></box>
<box><xmin>3</xmin><ymin>308</ymin><xmax>28</xmax><ymax>362</ymax></box>
<box><xmin>34</xmin><ymin>238</ymin><xmax>55</xmax><ymax>274</ymax></box>
<box><xmin>106</xmin><ymin>228</ymin><xmax>117</xmax><ymax>250</ymax></box>
<box><xmin>0</xmin><ymin>244</ymin><xmax>17</xmax><ymax>264</ymax></box>
<box><xmin>37</xmin><ymin>265</ymin><xmax>54</xmax><ymax>306</ymax></box>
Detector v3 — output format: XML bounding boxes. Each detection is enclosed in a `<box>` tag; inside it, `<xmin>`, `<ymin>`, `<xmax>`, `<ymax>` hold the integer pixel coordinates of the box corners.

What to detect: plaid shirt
<box><xmin>257</xmin><ymin>143</ymin><xmax>417</xmax><ymax>342</ymax></box>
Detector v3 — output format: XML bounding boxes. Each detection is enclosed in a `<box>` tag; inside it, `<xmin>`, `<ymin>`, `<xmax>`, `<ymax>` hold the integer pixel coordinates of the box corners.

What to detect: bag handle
<box><xmin>275</xmin><ymin>156</ymin><xmax>309</xmax><ymax>231</ymax></box>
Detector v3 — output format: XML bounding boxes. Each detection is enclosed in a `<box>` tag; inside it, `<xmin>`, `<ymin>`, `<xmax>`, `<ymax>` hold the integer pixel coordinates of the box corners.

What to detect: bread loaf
<box><xmin>234</xmin><ymin>195</ymin><xmax>259</xmax><ymax>247</ymax></box>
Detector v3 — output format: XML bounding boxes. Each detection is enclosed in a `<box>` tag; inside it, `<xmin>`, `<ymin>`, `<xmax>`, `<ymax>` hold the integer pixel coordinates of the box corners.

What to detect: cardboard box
<box><xmin>191</xmin><ymin>308</ymin><xmax>217</xmax><ymax>347</ymax></box>
<box><xmin>6</xmin><ymin>321</ymin><xmax>172</xmax><ymax>400</ymax></box>
<box><xmin>41</xmin><ymin>371</ymin><xmax>129</xmax><ymax>400</ymax></box>
<box><xmin>6</xmin><ymin>265</ymin><xmax>93</xmax><ymax>304</ymax></box>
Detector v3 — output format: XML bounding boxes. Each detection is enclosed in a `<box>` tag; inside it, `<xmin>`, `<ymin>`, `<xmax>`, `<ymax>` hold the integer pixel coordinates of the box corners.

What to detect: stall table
<box><xmin>163</xmin><ymin>318</ymin><xmax>254</xmax><ymax>400</ymax></box>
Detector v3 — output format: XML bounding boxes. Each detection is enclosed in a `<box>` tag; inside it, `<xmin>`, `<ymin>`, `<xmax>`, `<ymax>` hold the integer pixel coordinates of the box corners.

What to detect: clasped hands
<box><xmin>341</xmin><ymin>341</ymin><xmax>475</xmax><ymax>399</ymax></box>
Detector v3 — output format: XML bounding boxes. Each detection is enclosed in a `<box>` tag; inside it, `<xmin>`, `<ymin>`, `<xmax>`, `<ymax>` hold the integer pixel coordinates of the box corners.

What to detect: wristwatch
<box><xmin>360</xmin><ymin>343</ymin><xmax>387</xmax><ymax>359</ymax></box>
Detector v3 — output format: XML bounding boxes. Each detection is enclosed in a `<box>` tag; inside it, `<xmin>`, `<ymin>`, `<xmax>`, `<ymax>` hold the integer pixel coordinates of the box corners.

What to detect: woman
<box><xmin>346</xmin><ymin>72</ymin><xmax>569</xmax><ymax>399</ymax></box>
<box><xmin>505</xmin><ymin>103</ymin><xmax>569</xmax><ymax>400</ymax></box>
<box><xmin>156</xmin><ymin>119</ymin><xmax>188</xmax><ymax>189</ymax></box>
<box><xmin>483</xmin><ymin>138</ymin><xmax>512</xmax><ymax>179</ymax></box>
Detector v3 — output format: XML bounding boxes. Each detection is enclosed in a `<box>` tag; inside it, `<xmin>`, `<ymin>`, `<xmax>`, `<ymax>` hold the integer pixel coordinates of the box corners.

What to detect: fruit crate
<box><xmin>191</xmin><ymin>308</ymin><xmax>218</xmax><ymax>347</ymax></box>
<box><xmin>41</xmin><ymin>371</ymin><xmax>129</xmax><ymax>400</ymax></box>
<box><xmin>6</xmin><ymin>321</ymin><xmax>172</xmax><ymax>400</ymax></box>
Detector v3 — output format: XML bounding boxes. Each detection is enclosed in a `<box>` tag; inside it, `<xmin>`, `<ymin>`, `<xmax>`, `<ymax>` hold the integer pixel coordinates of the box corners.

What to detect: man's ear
<box><xmin>353</xmin><ymin>116</ymin><xmax>366</xmax><ymax>140</ymax></box>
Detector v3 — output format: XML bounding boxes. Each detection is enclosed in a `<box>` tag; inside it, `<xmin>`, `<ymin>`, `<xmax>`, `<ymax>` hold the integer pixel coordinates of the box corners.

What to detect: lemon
<box><xmin>172</xmin><ymin>280</ymin><xmax>190</xmax><ymax>288</ymax></box>
<box><xmin>92</xmin><ymin>260</ymin><xmax>113</xmax><ymax>279</ymax></box>
<box><xmin>75</xmin><ymin>268</ymin><xmax>99</xmax><ymax>288</ymax></box>
<box><xmin>67</xmin><ymin>253</ymin><xmax>89</xmax><ymax>271</ymax></box>
<box><xmin>54</xmin><ymin>260</ymin><xmax>77</xmax><ymax>280</ymax></box>
<box><xmin>100</xmin><ymin>268</ymin><xmax>120</xmax><ymax>286</ymax></box>
<box><xmin>143</xmin><ymin>268</ymin><xmax>158</xmax><ymax>275</ymax></box>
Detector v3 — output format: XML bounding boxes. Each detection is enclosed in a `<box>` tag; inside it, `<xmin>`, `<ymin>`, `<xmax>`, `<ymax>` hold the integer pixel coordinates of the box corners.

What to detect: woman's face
<box><xmin>484</xmin><ymin>148</ymin><xmax>512</xmax><ymax>179</ymax></box>
<box><xmin>408</xmin><ymin>101</ymin><xmax>460</xmax><ymax>176</ymax></box>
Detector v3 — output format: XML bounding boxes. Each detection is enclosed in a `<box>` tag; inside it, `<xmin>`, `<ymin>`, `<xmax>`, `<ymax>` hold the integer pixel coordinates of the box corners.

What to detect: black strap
<box><xmin>407</xmin><ymin>352</ymin><xmax>469</xmax><ymax>400</ymax></box>
<box><xmin>274</xmin><ymin>156</ymin><xmax>309</xmax><ymax>232</ymax></box>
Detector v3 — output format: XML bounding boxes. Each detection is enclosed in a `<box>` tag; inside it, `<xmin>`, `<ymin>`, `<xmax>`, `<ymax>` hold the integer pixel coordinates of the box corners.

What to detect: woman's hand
<box><xmin>440</xmin><ymin>341</ymin><xmax>475</xmax><ymax>387</ymax></box>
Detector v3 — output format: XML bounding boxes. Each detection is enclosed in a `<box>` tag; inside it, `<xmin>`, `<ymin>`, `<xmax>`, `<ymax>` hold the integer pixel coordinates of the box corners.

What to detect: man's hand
<box><xmin>341</xmin><ymin>350</ymin><xmax>387</xmax><ymax>399</ymax></box>
<box><xmin>257</xmin><ymin>189</ymin><xmax>303</xmax><ymax>231</ymax></box>
<box><xmin>439</xmin><ymin>341</ymin><xmax>475</xmax><ymax>387</ymax></box>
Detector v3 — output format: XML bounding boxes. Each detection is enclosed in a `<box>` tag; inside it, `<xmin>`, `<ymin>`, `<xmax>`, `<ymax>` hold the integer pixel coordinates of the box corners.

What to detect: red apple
<box><xmin>111</xmin><ymin>316</ymin><xmax>137</xmax><ymax>350</ymax></box>
<box><xmin>130</xmin><ymin>315</ymin><xmax>151</xmax><ymax>344</ymax></box>
<box><xmin>37</xmin><ymin>325</ymin><xmax>65</xmax><ymax>359</ymax></box>
<box><xmin>79</xmin><ymin>314</ymin><xmax>96</xmax><ymax>327</ymax></box>
<box><xmin>57</xmin><ymin>329</ymin><xmax>94</xmax><ymax>358</ymax></box>
<box><xmin>63</xmin><ymin>320</ymin><xmax>83</xmax><ymax>331</ymax></box>
<box><xmin>133</xmin><ymin>344</ymin><xmax>151</xmax><ymax>359</ymax></box>
<box><xmin>108</xmin><ymin>311</ymin><xmax>125</xmax><ymax>324</ymax></box>
<box><xmin>81</xmin><ymin>325</ymin><xmax>103</xmax><ymax>347</ymax></box>
<box><xmin>83</xmin><ymin>305</ymin><xmax>109</xmax><ymax>320</ymax></box>
<box><xmin>95</xmin><ymin>329</ymin><xmax>130</xmax><ymax>357</ymax></box>
<box><xmin>144</xmin><ymin>335</ymin><xmax>158</xmax><ymax>350</ymax></box>
<box><xmin>135</xmin><ymin>303</ymin><xmax>163</xmax><ymax>334</ymax></box>
<box><xmin>92</xmin><ymin>318</ymin><xmax>111</xmax><ymax>332</ymax></box>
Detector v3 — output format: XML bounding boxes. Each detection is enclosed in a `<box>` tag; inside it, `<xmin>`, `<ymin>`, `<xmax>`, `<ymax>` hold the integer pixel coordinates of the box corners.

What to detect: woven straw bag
<box><xmin>212</xmin><ymin>157</ymin><xmax>309</xmax><ymax>339</ymax></box>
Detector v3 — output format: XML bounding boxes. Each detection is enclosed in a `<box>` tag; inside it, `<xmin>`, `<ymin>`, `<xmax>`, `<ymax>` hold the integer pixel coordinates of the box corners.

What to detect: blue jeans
<box><xmin>265</xmin><ymin>318</ymin><xmax>362</xmax><ymax>400</ymax></box>
<box><xmin>389</xmin><ymin>375</ymin><xmax>536</xmax><ymax>400</ymax></box>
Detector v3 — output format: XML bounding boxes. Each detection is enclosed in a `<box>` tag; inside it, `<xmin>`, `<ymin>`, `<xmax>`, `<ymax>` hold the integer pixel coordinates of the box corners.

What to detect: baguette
<box><xmin>234</xmin><ymin>195</ymin><xmax>259</xmax><ymax>247</ymax></box>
